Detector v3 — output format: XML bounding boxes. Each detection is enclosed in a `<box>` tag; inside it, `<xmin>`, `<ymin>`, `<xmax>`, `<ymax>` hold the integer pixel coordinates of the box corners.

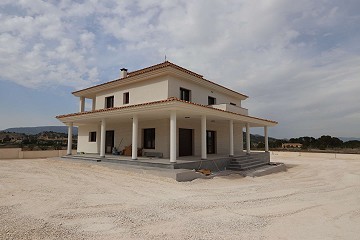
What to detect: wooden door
<box><xmin>105</xmin><ymin>130</ymin><xmax>114</xmax><ymax>154</ymax></box>
<box><xmin>179</xmin><ymin>128</ymin><xmax>193</xmax><ymax>157</ymax></box>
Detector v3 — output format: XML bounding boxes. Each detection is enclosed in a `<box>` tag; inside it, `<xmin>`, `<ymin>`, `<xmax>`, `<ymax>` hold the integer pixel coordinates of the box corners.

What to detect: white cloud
<box><xmin>0</xmin><ymin>0</ymin><xmax>359</xmax><ymax>138</ymax></box>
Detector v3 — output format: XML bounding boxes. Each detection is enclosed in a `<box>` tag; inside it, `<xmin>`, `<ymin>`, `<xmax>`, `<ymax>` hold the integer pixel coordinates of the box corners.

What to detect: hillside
<box><xmin>2</xmin><ymin>126</ymin><xmax>78</xmax><ymax>135</ymax></box>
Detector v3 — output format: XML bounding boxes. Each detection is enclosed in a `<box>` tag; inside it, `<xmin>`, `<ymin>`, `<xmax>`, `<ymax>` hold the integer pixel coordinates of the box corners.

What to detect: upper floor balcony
<box><xmin>210</xmin><ymin>103</ymin><xmax>248</xmax><ymax>115</ymax></box>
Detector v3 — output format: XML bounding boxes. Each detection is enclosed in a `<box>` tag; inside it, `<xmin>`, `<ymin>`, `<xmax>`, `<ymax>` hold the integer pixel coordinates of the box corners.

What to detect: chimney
<box><xmin>120</xmin><ymin>68</ymin><xmax>128</xmax><ymax>79</ymax></box>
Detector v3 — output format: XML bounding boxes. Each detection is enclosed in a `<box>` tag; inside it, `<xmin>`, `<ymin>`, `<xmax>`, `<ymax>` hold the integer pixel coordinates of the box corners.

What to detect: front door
<box><xmin>207</xmin><ymin>130</ymin><xmax>216</xmax><ymax>154</ymax></box>
<box><xmin>179</xmin><ymin>128</ymin><xmax>193</xmax><ymax>157</ymax></box>
<box><xmin>105</xmin><ymin>130</ymin><xmax>114</xmax><ymax>154</ymax></box>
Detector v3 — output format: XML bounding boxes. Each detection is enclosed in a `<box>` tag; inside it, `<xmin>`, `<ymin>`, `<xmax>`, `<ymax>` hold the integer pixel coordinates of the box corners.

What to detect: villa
<box><xmin>56</xmin><ymin>61</ymin><xmax>277</xmax><ymax>167</ymax></box>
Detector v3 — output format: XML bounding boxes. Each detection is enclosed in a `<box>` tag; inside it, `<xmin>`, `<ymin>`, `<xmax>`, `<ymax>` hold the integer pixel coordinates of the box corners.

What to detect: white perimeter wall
<box><xmin>0</xmin><ymin>148</ymin><xmax>76</xmax><ymax>159</ymax></box>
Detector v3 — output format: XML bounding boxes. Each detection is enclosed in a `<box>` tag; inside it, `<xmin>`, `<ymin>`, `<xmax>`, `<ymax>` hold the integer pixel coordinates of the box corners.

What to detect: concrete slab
<box><xmin>239</xmin><ymin>162</ymin><xmax>287</xmax><ymax>177</ymax></box>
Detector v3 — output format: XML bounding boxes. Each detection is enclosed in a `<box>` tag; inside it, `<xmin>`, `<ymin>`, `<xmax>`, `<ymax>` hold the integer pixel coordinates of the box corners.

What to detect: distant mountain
<box><xmin>250</xmin><ymin>134</ymin><xmax>281</xmax><ymax>142</ymax></box>
<box><xmin>2</xmin><ymin>126</ymin><xmax>78</xmax><ymax>135</ymax></box>
<box><xmin>339</xmin><ymin>137</ymin><xmax>360</xmax><ymax>142</ymax></box>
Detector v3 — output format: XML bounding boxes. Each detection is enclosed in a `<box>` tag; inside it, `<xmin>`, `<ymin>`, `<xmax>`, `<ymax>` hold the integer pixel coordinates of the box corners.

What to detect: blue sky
<box><xmin>0</xmin><ymin>0</ymin><xmax>359</xmax><ymax>139</ymax></box>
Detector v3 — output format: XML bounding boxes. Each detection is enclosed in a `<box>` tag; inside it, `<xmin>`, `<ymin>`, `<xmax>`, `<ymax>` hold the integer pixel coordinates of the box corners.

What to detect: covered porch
<box><xmin>58</xmin><ymin>98</ymin><xmax>276</xmax><ymax>163</ymax></box>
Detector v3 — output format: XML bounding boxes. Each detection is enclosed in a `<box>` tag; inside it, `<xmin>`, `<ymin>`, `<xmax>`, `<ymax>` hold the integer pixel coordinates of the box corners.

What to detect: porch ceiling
<box><xmin>56</xmin><ymin>98</ymin><xmax>277</xmax><ymax>127</ymax></box>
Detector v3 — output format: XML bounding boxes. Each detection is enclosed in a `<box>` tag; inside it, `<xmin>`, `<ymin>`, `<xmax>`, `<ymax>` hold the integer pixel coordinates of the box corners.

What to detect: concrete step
<box><xmin>63</xmin><ymin>155</ymin><xmax>102</xmax><ymax>162</ymax></box>
<box><xmin>227</xmin><ymin>161</ymin><xmax>268</xmax><ymax>171</ymax></box>
<box><xmin>229</xmin><ymin>159</ymin><xmax>267</xmax><ymax>166</ymax></box>
<box><xmin>228</xmin><ymin>160</ymin><xmax>268</xmax><ymax>169</ymax></box>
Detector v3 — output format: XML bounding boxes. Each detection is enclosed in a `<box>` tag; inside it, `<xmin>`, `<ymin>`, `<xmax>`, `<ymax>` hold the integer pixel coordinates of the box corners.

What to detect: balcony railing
<box><xmin>210</xmin><ymin>103</ymin><xmax>248</xmax><ymax>115</ymax></box>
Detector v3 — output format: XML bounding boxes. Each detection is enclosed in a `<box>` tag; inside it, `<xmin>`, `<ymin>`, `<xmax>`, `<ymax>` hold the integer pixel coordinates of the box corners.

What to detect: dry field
<box><xmin>0</xmin><ymin>155</ymin><xmax>359</xmax><ymax>240</ymax></box>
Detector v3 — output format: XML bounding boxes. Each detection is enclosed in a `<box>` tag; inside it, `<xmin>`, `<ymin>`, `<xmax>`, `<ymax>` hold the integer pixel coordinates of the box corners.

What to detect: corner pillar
<box><xmin>264</xmin><ymin>126</ymin><xmax>269</xmax><ymax>152</ymax></box>
<box><xmin>229</xmin><ymin>120</ymin><xmax>234</xmax><ymax>157</ymax></box>
<box><xmin>92</xmin><ymin>98</ymin><xmax>96</xmax><ymax>111</ymax></box>
<box><xmin>100</xmin><ymin>119</ymin><xmax>106</xmax><ymax>157</ymax></box>
<box><xmin>246</xmin><ymin>123</ymin><xmax>251</xmax><ymax>154</ymax></box>
<box><xmin>201</xmin><ymin>115</ymin><xmax>207</xmax><ymax>160</ymax></box>
<box><xmin>67</xmin><ymin>123</ymin><xmax>73</xmax><ymax>155</ymax></box>
<box><xmin>170</xmin><ymin>111</ymin><xmax>177</xmax><ymax>163</ymax></box>
<box><xmin>132</xmin><ymin>115</ymin><xmax>138</xmax><ymax>160</ymax></box>
<box><xmin>79</xmin><ymin>97</ymin><xmax>85</xmax><ymax>112</ymax></box>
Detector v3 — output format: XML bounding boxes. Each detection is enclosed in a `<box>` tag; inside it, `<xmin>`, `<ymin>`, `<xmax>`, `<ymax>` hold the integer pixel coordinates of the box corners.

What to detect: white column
<box><xmin>92</xmin><ymin>98</ymin><xmax>96</xmax><ymax>111</ymax></box>
<box><xmin>239</xmin><ymin>125</ymin><xmax>244</xmax><ymax>152</ymax></box>
<box><xmin>229</xmin><ymin>120</ymin><xmax>234</xmax><ymax>156</ymax></box>
<box><xmin>67</xmin><ymin>123</ymin><xmax>73</xmax><ymax>155</ymax></box>
<box><xmin>170</xmin><ymin>111</ymin><xmax>177</xmax><ymax>163</ymax></box>
<box><xmin>79</xmin><ymin>97</ymin><xmax>85</xmax><ymax>112</ymax></box>
<box><xmin>201</xmin><ymin>115</ymin><xmax>207</xmax><ymax>160</ymax></box>
<box><xmin>100</xmin><ymin>119</ymin><xmax>106</xmax><ymax>157</ymax></box>
<box><xmin>264</xmin><ymin>126</ymin><xmax>269</xmax><ymax>152</ymax></box>
<box><xmin>132</xmin><ymin>115</ymin><xmax>138</xmax><ymax>160</ymax></box>
<box><xmin>246</xmin><ymin>123</ymin><xmax>251</xmax><ymax>154</ymax></box>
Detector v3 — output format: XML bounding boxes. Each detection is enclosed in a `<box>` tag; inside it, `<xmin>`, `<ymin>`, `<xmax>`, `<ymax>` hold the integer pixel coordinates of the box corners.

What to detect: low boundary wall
<box><xmin>0</xmin><ymin>148</ymin><xmax>77</xmax><ymax>159</ymax></box>
<box><xmin>271</xmin><ymin>151</ymin><xmax>360</xmax><ymax>160</ymax></box>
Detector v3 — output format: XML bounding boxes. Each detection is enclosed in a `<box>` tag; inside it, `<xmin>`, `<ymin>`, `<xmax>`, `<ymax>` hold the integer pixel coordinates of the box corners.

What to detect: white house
<box><xmin>56</xmin><ymin>61</ymin><xmax>277</xmax><ymax>163</ymax></box>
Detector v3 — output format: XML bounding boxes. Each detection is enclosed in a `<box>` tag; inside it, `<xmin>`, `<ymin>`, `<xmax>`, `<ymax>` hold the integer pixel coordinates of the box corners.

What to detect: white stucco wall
<box><xmin>77</xmin><ymin>124</ymin><xmax>100</xmax><ymax>153</ymax></box>
<box><xmin>95</xmin><ymin>77</ymin><xmax>169</xmax><ymax>110</ymax></box>
<box><xmin>168</xmin><ymin>76</ymin><xmax>243</xmax><ymax>106</ymax></box>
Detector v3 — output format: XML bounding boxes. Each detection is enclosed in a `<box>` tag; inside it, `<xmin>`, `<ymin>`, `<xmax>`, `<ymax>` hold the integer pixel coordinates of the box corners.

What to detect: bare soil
<box><xmin>1</xmin><ymin>156</ymin><xmax>359</xmax><ymax>239</ymax></box>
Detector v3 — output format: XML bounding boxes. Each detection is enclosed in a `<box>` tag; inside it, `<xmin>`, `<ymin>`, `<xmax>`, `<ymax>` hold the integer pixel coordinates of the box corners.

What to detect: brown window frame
<box><xmin>89</xmin><ymin>132</ymin><xmax>97</xmax><ymax>142</ymax></box>
<box><xmin>123</xmin><ymin>92</ymin><xmax>130</xmax><ymax>104</ymax></box>
<box><xmin>105</xmin><ymin>96</ymin><xmax>114</xmax><ymax>108</ymax></box>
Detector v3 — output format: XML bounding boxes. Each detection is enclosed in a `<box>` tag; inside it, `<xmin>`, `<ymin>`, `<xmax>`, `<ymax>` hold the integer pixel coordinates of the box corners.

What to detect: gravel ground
<box><xmin>0</xmin><ymin>155</ymin><xmax>359</xmax><ymax>239</ymax></box>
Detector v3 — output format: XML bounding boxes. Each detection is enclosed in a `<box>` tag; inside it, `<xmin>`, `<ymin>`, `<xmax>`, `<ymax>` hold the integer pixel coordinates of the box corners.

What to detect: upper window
<box><xmin>105</xmin><ymin>96</ymin><xmax>114</xmax><ymax>108</ymax></box>
<box><xmin>89</xmin><ymin>132</ymin><xmax>96</xmax><ymax>142</ymax></box>
<box><xmin>143</xmin><ymin>128</ymin><xmax>155</xmax><ymax>149</ymax></box>
<box><xmin>180</xmin><ymin>88</ymin><xmax>191</xmax><ymax>101</ymax></box>
<box><xmin>208</xmin><ymin>96</ymin><xmax>216</xmax><ymax>105</ymax></box>
<box><xmin>123</xmin><ymin>92</ymin><xmax>129</xmax><ymax>104</ymax></box>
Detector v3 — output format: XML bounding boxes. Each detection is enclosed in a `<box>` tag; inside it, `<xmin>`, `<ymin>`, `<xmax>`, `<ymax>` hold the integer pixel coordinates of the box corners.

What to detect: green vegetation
<box><xmin>0</xmin><ymin>131</ymin><xmax>77</xmax><ymax>150</ymax></box>
<box><xmin>249</xmin><ymin>134</ymin><xmax>360</xmax><ymax>153</ymax></box>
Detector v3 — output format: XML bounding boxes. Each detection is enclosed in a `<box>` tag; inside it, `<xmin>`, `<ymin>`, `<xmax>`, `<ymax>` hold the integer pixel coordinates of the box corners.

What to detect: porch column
<box><xmin>66</xmin><ymin>122</ymin><xmax>73</xmax><ymax>155</ymax></box>
<box><xmin>201</xmin><ymin>115</ymin><xmax>207</xmax><ymax>160</ymax></box>
<box><xmin>100</xmin><ymin>119</ymin><xmax>106</xmax><ymax>157</ymax></box>
<box><xmin>246</xmin><ymin>123</ymin><xmax>251</xmax><ymax>154</ymax></box>
<box><xmin>132</xmin><ymin>115</ymin><xmax>138</xmax><ymax>160</ymax></box>
<box><xmin>92</xmin><ymin>98</ymin><xmax>96</xmax><ymax>111</ymax></box>
<box><xmin>229</xmin><ymin>120</ymin><xmax>234</xmax><ymax>156</ymax></box>
<box><xmin>170</xmin><ymin>111</ymin><xmax>177</xmax><ymax>163</ymax></box>
<box><xmin>239</xmin><ymin>125</ymin><xmax>244</xmax><ymax>152</ymax></box>
<box><xmin>79</xmin><ymin>97</ymin><xmax>85</xmax><ymax>112</ymax></box>
<box><xmin>264</xmin><ymin>126</ymin><xmax>269</xmax><ymax>152</ymax></box>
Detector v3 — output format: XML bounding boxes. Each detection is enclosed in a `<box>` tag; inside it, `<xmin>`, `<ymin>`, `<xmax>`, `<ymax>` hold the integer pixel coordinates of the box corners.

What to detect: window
<box><xmin>230</xmin><ymin>102</ymin><xmax>236</xmax><ymax>106</ymax></box>
<box><xmin>89</xmin><ymin>132</ymin><xmax>96</xmax><ymax>142</ymax></box>
<box><xmin>208</xmin><ymin>96</ymin><xmax>216</xmax><ymax>105</ymax></box>
<box><xmin>123</xmin><ymin>92</ymin><xmax>129</xmax><ymax>104</ymax></box>
<box><xmin>143</xmin><ymin>128</ymin><xmax>155</xmax><ymax>149</ymax></box>
<box><xmin>105</xmin><ymin>96</ymin><xmax>114</xmax><ymax>108</ymax></box>
<box><xmin>180</xmin><ymin>88</ymin><xmax>191</xmax><ymax>101</ymax></box>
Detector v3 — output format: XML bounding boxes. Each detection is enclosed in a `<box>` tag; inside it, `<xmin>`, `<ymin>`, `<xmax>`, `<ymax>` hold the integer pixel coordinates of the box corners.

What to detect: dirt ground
<box><xmin>0</xmin><ymin>155</ymin><xmax>359</xmax><ymax>240</ymax></box>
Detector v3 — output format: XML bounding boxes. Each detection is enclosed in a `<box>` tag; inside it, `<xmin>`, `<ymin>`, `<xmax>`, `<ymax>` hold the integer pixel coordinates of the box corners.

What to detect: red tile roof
<box><xmin>56</xmin><ymin>97</ymin><xmax>277</xmax><ymax>124</ymax></box>
<box><xmin>72</xmin><ymin>61</ymin><xmax>248</xmax><ymax>98</ymax></box>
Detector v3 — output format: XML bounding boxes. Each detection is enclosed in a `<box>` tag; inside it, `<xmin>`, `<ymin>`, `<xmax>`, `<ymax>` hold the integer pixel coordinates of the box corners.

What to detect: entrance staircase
<box><xmin>227</xmin><ymin>152</ymin><xmax>270</xmax><ymax>171</ymax></box>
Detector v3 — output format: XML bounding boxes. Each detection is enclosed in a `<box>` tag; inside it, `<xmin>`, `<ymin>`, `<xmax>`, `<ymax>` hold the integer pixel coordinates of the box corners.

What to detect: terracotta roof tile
<box><xmin>72</xmin><ymin>61</ymin><xmax>248</xmax><ymax>98</ymax></box>
<box><xmin>56</xmin><ymin>97</ymin><xmax>277</xmax><ymax>124</ymax></box>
